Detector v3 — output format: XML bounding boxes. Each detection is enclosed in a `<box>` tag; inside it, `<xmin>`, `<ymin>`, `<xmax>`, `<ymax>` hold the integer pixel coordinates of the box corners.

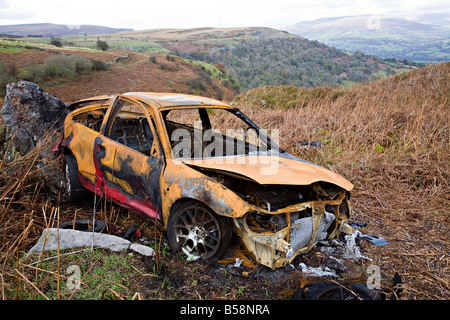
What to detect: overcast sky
<box><xmin>1</xmin><ymin>0</ymin><xmax>449</xmax><ymax>30</ymax></box>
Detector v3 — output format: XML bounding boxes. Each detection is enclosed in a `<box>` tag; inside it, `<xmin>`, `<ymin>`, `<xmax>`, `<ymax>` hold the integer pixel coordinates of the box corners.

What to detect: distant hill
<box><xmin>0</xmin><ymin>23</ymin><xmax>133</xmax><ymax>37</ymax></box>
<box><xmin>10</xmin><ymin>26</ymin><xmax>421</xmax><ymax>91</ymax></box>
<box><xmin>142</xmin><ymin>27</ymin><xmax>419</xmax><ymax>90</ymax></box>
<box><xmin>0</xmin><ymin>39</ymin><xmax>236</xmax><ymax>104</ymax></box>
<box><xmin>281</xmin><ymin>15</ymin><xmax>450</xmax><ymax>63</ymax></box>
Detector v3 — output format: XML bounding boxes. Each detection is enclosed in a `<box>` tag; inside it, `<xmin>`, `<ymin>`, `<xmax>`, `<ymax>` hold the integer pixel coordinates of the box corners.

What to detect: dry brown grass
<box><xmin>0</xmin><ymin>130</ymin><xmax>127</xmax><ymax>299</ymax></box>
<box><xmin>234</xmin><ymin>62</ymin><xmax>449</xmax><ymax>299</ymax></box>
<box><xmin>0</xmin><ymin>63</ymin><xmax>448</xmax><ymax>300</ymax></box>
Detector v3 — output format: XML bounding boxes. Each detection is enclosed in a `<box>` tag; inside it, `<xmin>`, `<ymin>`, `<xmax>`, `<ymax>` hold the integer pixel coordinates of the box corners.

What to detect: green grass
<box><xmin>49</xmin><ymin>35</ymin><xmax>168</xmax><ymax>53</ymax></box>
<box><xmin>186</xmin><ymin>59</ymin><xmax>222</xmax><ymax>79</ymax></box>
<box><xmin>0</xmin><ymin>40</ymin><xmax>26</xmax><ymax>52</ymax></box>
<box><xmin>1</xmin><ymin>38</ymin><xmax>101</xmax><ymax>52</ymax></box>
<box><xmin>4</xmin><ymin>36</ymin><xmax>156</xmax><ymax>53</ymax></box>
<box><xmin>13</xmin><ymin>248</ymin><xmax>143</xmax><ymax>300</ymax></box>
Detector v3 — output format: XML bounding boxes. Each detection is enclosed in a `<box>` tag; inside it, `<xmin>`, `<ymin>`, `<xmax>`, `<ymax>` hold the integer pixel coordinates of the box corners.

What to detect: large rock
<box><xmin>1</xmin><ymin>81</ymin><xmax>69</xmax><ymax>194</ymax></box>
<box><xmin>27</xmin><ymin>228</ymin><xmax>155</xmax><ymax>257</ymax></box>
<box><xmin>1</xmin><ymin>81</ymin><xmax>69</xmax><ymax>155</ymax></box>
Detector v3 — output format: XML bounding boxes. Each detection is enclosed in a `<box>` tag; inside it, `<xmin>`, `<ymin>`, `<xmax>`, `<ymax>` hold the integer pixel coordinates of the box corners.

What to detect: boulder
<box><xmin>1</xmin><ymin>81</ymin><xmax>69</xmax><ymax>194</ymax></box>
<box><xmin>27</xmin><ymin>228</ymin><xmax>155</xmax><ymax>257</ymax></box>
<box><xmin>1</xmin><ymin>80</ymin><xmax>69</xmax><ymax>155</ymax></box>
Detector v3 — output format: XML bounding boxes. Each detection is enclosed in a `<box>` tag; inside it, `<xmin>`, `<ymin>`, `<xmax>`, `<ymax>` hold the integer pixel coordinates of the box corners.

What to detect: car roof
<box><xmin>123</xmin><ymin>92</ymin><xmax>232</xmax><ymax>109</ymax></box>
<box><xmin>67</xmin><ymin>95</ymin><xmax>112</xmax><ymax>110</ymax></box>
<box><xmin>68</xmin><ymin>92</ymin><xmax>233</xmax><ymax>112</ymax></box>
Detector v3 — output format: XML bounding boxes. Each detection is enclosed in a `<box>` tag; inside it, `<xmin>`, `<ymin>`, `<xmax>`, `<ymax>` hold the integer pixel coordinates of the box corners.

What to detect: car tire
<box><xmin>167</xmin><ymin>201</ymin><xmax>232</xmax><ymax>261</ymax></box>
<box><xmin>59</xmin><ymin>219</ymin><xmax>107</xmax><ymax>233</ymax></box>
<box><xmin>64</xmin><ymin>153</ymin><xmax>89</xmax><ymax>202</ymax></box>
<box><xmin>292</xmin><ymin>282</ymin><xmax>382</xmax><ymax>300</ymax></box>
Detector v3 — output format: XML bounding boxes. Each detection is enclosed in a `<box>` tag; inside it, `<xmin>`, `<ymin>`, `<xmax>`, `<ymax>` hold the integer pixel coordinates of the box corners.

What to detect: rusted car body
<box><xmin>56</xmin><ymin>92</ymin><xmax>354</xmax><ymax>269</ymax></box>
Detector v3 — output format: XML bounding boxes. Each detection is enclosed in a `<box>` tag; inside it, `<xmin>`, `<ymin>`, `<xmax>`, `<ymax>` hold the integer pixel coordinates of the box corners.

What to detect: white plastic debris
<box><xmin>234</xmin><ymin>258</ymin><xmax>244</xmax><ymax>267</ymax></box>
<box><xmin>286</xmin><ymin>247</ymin><xmax>294</xmax><ymax>259</ymax></box>
<box><xmin>320</xmin><ymin>230</ymin><xmax>371</xmax><ymax>261</ymax></box>
<box><xmin>299</xmin><ymin>263</ymin><xmax>338</xmax><ymax>277</ymax></box>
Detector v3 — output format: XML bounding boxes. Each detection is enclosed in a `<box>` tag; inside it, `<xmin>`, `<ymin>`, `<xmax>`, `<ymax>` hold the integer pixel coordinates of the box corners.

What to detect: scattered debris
<box><xmin>362</xmin><ymin>234</ymin><xmax>389</xmax><ymax>246</ymax></box>
<box><xmin>27</xmin><ymin>228</ymin><xmax>155</xmax><ymax>257</ymax></box>
<box><xmin>59</xmin><ymin>219</ymin><xmax>107</xmax><ymax>233</ymax></box>
<box><xmin>291</xmin><ymin>271</ymin><xmax>403</xmax><ymax>300</ymax></box>
<box><xmin>291</xmin><ymin>282</ymin><xmax>382</xmax><ymax>300</ymax></box>
<box><xmin>320</xmin><ymin>230</ymin><xmax>371</xmax><ymax>261</ymax></box>
<box><xmin>298</xmin><ymin>263</ymin><xmax>338</xmax><ymax>278</ymax></box>
<box><xmin>294</xmin><ymin>140</ymin><xmax>322</xmax><ymax>149</ymax></box>
<box><xmin>219</xmin><ymin>249</ymin><xmax>258</xmax><ymax>278</ymax></box>
<box><xmin>122</xmin><ymin>225</ymin><xmax>141</xmax><ymax>241</ymax></box>
<box><xmin>348</xmin><ymin>222</ymin><xmax>367</xmax><ymax>228</ymax></box>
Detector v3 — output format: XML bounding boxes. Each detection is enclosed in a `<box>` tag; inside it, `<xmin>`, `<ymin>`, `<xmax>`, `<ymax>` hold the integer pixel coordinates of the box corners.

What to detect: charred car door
<box><xmin>93</xmin><ymin>96</ymin><xmax>164</xmax><ymax>220</ymax></box>
<box><xmin>65</xmin><ymin>104</ymin><xmax>109</xmax><ymax>185</ymax></box>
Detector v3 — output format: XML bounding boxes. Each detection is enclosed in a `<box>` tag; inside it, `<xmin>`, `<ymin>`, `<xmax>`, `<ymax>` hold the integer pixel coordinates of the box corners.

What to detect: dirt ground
<box><xmin>23</xmin><ymin>196</ymin><xmax>403</xmax><ymax>301</ymax></box>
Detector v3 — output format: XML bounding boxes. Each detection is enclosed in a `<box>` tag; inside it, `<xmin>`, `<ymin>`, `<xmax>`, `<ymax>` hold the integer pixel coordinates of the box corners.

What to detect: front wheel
<box><xmin>167</xmin><ymin>201</ymin><xmax>232</xmax><ymax>261</ymax></box>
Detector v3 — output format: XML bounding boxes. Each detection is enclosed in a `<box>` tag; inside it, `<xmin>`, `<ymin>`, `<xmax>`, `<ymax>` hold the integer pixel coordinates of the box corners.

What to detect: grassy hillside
<box><xmin>232</xmin><ymin>62</ymin><xmax>449</xmax><ymax>298</ymax></box>
<box><xmin>282</xmin><ymin>15</ymin><xmax>450</xmax><ymax>63</ymax></box>
<box><xmin>0</xmin><ymin>40</ymin><xmax>236</xmax><ymax>106</ymax></box>
<box><xmin>20</xmin><ymin>26</ymin><xmax>419</xmax><ymax>91</ymax></box>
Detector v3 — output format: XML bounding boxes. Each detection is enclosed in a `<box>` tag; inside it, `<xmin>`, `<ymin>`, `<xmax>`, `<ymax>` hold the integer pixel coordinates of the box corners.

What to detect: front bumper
<box><xmin>232</xmin><ymin>193</ymin><xmax>353</xmax><ymax>269</ymax></box>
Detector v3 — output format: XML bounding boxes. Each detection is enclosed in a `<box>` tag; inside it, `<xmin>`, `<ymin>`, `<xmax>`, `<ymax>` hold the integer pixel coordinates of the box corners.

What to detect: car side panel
<box><xmin>92</xmin><ymin>136</ymin><xmax>163</xmax><ymax>220</ymax></box>
<box><xmin>160</xmin><ymin>159</ymin><xmax>251</xmax><ymax>227</ymax></box>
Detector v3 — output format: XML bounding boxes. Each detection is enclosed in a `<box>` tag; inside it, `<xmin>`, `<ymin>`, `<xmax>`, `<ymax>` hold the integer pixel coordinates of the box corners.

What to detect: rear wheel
<box><xmin>167</xmin><ymin>201</ymin><xmax>232</xmax><ymax>261</ymax></box>
<box><xmin>64</xmin><ymin>153</ymin><xmax>88</xmax><ymax>202</ymax></box>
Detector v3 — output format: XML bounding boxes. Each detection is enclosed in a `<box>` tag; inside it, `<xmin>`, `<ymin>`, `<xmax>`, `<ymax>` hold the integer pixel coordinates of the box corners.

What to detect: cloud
<box><xmin>0</xmin><ymin>0</ymin><xmax>34</xmax><ymax>22</ymax></box>
<box><xmin>1</xmin><ymin>0</ymin><xmax>449</xmax><ymax>29</ymax></box>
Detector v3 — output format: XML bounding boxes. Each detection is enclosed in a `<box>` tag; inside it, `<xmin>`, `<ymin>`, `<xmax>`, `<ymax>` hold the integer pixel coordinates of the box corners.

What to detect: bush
<box><xmin>43</xmin><ymin>55</ymin><xmax>91</xmax><ymax>78</ymax></box>
<box><xmin>90</xmin><ymin>59</ymin><xmax>107</xmax><ymax>71</ymax></box>
<box><xmin>185</xmin><ymin>77</ymin><xmax>207</xmax><ymax>91</ymax></box>
<box><xmin>50</xmin><ymin>38</ymin><xmax>63</xmax><ymax>47</ymax></box>
<box><xmin>22</xmin><ymin>55</ymin><xmax>105</xmax><ymax>82</ymax></box>
<box><xmin>96</xmin><ymin>40</ymin><xmax>109</xmax><ymax>51</ymax></box>
<box><xmin>0</xmin><ymin>62</ymin><xmax>17</xmax><ymax>96</ymax></box>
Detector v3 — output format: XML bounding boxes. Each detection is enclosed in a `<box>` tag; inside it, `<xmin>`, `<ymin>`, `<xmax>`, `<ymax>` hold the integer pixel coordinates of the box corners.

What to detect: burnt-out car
<box><xmin>55</xmin><ymin>92</ymin><xmax>354</xmax><ymax>269</ymax></box>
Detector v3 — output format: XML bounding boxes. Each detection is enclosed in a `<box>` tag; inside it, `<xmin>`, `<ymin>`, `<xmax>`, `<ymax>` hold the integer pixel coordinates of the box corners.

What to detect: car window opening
<box><xmin>161</xmin><ymin>107</ymin><xmax>281</xmax><ymax>159</ymax></box>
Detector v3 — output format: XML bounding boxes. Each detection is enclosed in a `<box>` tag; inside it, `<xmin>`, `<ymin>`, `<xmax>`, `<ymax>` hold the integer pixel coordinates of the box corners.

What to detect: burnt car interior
<box><xmin>161</xmin><ymin>107</ymin><xmax>280</xmax><ymax>159</ymax></box>
<box><xmin>72</xmin><ymin>108</ymin><xmax>106</xmax><ymax>132</ymax></box>
<box><xmin>72</xmin><ymin>103</ymin><xmax>280</xmax><ymax>160</ymax></box>
<box><xmin>107</xmin><ymin>116</ymin><xmax>153</xmax><ymax>156</ymax></box>
<box><xmin>72</xmin><ymin>102</ymin><xmax>155</xmax><ymax>157</ymax></box>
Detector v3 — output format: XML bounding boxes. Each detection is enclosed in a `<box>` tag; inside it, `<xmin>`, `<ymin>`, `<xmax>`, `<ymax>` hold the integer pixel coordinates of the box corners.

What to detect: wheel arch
<box><xmin>163</xmin><ymin>194</ymin><xmax>243</xmax><ymax>229</ymax></box>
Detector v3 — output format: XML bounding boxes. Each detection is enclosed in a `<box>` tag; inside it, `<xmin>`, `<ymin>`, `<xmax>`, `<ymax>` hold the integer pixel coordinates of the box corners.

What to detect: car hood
<box><xmin>182</xmin><ymin>154</ymin><xmax>354</xmax><ymax>191</ymax></box>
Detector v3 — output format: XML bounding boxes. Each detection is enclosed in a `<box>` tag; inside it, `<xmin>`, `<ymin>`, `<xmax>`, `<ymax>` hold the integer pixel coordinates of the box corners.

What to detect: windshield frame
<box><xmin>160</xmin><ymin>106</ymin><xmax>284</xmax><ymax>160</ymax></box>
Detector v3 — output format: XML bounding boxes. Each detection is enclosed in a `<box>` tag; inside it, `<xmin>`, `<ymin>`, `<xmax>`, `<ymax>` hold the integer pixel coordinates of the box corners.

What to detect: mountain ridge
<box><xmin>281</xmin><ymin>14</ymin><xmax>450</xmax><ymax>63</ymax></box>
<box><xmin>0</xmin><ymin>23</ymin><xmax>133</xmax><ymax>37</ymax></box>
